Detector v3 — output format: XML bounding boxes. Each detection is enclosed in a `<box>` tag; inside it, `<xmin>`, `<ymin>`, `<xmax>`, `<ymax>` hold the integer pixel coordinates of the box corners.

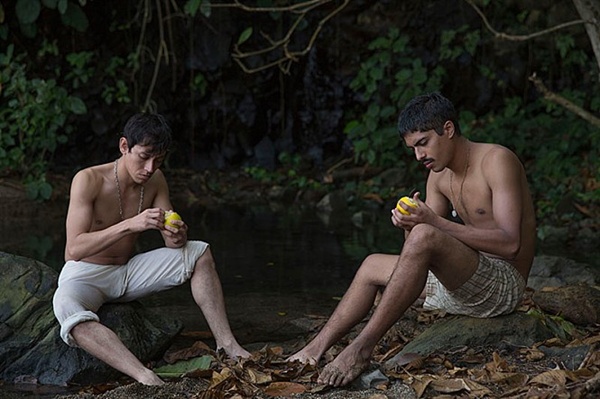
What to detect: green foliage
<box><xmin>439</xmin><ymin>25</ymin><xmax>480</xmax><ymax>61</ymax></box>
<box><xmin>101</xmin><ymin>56</ymin><xmax>132</xmax><ymax>105</ymax></box>
<box><xmin>13</xmin><ymin>0</ymin><xmax>89</xmax><ymax>37</ymax></box>
<box><xmin>345</xmin><ymin>29</ymin><xmax>443</xmax><ymax>171</ymax></box>
<box><xmin>154</xmin><ymin>355</ymin><xmax>213</xmax><ymax>378</ymax></box>
<box><xmin>238</xmin><ymin>27</ymin><xmax>253</xmax><ymax>45</ymax></box>
<box><xmin>65</xmin><ymin>51</ymin><xmax>94</xmax><ymax>89</ymax></box>
<box><xmin>244</xmin><ymin>152</ymin><xmax>322</xmax><ymax>190</ymax></box>
<box><xmin>527</xmin><ymin>308</ymin><xmax>578</xmax><ymax>341</ymax></box>
<box><xmin>184</xmin><ymin>0</ymin><xmax>211</xmax><ymax>18</ymax></box>
<box><xmin>0</xmin><ymin>45</ymin><xmax>87</xmax><ymax>200</ymax></box>
<box><xmin>467</xmin><ymin>93</ymin><xmax>599</xmax><ymax>222</ymax></box>
<box><xmin>191</xmin><ymin>72</ymin><xmax>208</xmax><ymax>97</ymax></box>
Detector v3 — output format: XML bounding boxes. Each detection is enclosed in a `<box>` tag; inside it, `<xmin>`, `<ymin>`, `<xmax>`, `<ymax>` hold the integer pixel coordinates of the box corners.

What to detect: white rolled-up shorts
<box><xmin>52</xmin><ymin>240</ymin><xmax>209</xmax><ymax>347</ymax></box>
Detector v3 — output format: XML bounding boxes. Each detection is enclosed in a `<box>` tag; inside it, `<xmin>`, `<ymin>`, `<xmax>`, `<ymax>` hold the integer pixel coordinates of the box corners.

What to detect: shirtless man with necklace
<box><xmin>288</xmin><ymin>92</ymin><xmax>536</xmax><ymax>387</ymax></box>
<box><xmin>53</xmin><ymin>113</ymin><xmax>249</xmax><ymax>385</ymax></box>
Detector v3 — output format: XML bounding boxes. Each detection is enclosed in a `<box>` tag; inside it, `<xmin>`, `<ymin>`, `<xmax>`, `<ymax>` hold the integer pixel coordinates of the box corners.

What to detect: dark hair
<box><xmin>122</xmin><ymin>113</ymin><xmax>172</xmax><ymax>154</ymax></box>
<box><xmin>397</xmin><ymin>92</ymin><xmax>461</xmax><ymax>137</ymax></box>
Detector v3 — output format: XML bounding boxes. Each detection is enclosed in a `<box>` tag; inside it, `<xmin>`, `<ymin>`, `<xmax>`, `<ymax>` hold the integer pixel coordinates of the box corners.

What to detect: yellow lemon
<box><xmin>396</xmin><ymin>196</ymin><xmax>417</xmax><ymax>215</ymax></box>
<box><xmin>164</xmin><ymin>210</ymin><xmax>182</xmax><ymax>228</ymax></box>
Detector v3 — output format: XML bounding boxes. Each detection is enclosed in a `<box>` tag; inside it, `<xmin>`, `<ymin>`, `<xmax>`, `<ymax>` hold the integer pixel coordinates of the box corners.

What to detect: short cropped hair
<box><xmin>397</xmin><ymin>92</ymin><xmax>461</xmax><ymax>137</ymax></box>
<box><xmin>122</xmin><ymin>113</ymin><xmax>172</xmax><ymax>154</ymax></box>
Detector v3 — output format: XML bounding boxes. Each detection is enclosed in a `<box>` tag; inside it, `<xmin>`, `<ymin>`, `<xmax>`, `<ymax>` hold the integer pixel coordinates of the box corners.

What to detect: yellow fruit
<box><xmin>396</xmin><ymin>196</ymin><xmax>417</xmax><ymax>215</ymax></box>
<box><xmin>164</xmin><ymin>211</ymin><xmax>182</xmax><ymax>228</ymax></box>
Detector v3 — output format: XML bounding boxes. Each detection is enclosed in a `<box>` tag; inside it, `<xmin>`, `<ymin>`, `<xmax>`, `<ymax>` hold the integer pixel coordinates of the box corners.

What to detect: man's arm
<box><xmin>64</xmin><ymin>168</ymin><xmax>165</xmax><ymax>261</ymax></box>
<box><xmin>393</xmin><ymin>147</ymin><xmax>524</xmax><ymax>260</ymax></box>
<box><xmin>65</xmin><ymin>169</ymin><xmax>133</xmax><ymax>261</ymax></box>
<box><xmin>151</xmin><ymin>170</ymin><xmax>188</xmax><ymax>248</ymax></box>
<box><xmin>428</xmin><ymin>148</ymin><xmax>524</xmax><ymax>259</ymax></box>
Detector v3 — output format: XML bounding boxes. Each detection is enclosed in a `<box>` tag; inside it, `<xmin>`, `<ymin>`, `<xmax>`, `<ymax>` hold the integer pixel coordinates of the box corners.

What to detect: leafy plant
<box><xmin>244</xmin><ymin>152</ymin><xmax>322</xmax><ymax>190</ymax></box>
<box><xmin>0</xmin><ymin>45</ymin><xmax>87</xmax><ymax>200</ymax></box>
<box><xmin>343</xmin><ymin>27</ymin><xmax>449</xmax><ymax>195</ymax></box>
<box><xmin>14</xmin><ymin>0</ymin><xmax>89</xmax><ymax>37</ymax></box>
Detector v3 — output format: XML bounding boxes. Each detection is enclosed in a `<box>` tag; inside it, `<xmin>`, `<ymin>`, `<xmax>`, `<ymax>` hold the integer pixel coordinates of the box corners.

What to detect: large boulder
<box><xmin>0</xmin><ymin>252</ymin><xmax>183</xmax><ymax>386</ymax></box>
<box><xmin>384</xmin><ymin>312</ymin><xmax>555</xmax><ymax>368</ymax></box>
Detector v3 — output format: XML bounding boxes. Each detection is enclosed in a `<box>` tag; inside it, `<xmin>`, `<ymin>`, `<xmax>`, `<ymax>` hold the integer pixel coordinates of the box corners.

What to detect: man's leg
<box><xmin>286</xmin><ymin>253</ymin><xmax>398</xmax><ymax>365</ymax></box>
<box><xmin>318</xmin><ymin>224</ymin><xmax>480</xmax><ymax>387</ymax></box>
<box><xmin>190</xmin><ymin>248</ymin><xmax>250</xmax><ymax>359</ymax></box>
<box><xmin>71</xmin><ymin>321</ymin><xmax>164</xmax><ymax>385</ymax></box>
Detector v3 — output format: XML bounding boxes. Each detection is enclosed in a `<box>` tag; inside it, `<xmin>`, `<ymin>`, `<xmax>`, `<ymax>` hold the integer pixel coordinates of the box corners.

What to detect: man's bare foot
<box><xmin>317</xmin><ymin>346</ymin><xmax>371</xmax><ymax>387</ymax></box>
<box><xmin>220</xmin><ymin>344</ymin><xmax>251</xmax><ymax>360</ymax></box>
<box><xmin>286</xmin><ymin>348</ymin><xmax>319</xmax><ymax>365</ymax></box>
<box><xmin>137</xmin><ymin>369</ymin><xmax>165</xmax><ymax>386</ymax></box>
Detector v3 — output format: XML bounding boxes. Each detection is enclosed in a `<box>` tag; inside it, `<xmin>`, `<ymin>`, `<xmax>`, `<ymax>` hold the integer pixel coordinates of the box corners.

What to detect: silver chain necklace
<box><xmin>449</xmin><ymin>144</ymin><xmax>470</xmax><ymax>218</ymax></box>
<box><xmin>114</xmin><ymin>158</ymin><xmax>144</xmax><ymax>220</ymax></box>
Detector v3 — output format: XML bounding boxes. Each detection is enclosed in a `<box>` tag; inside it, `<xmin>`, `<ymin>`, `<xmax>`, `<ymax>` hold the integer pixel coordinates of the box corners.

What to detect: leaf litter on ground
<box><xmin>57</xmin><ymin>300</ymin><xmax>600</xmax><ymax>399</ymax></box>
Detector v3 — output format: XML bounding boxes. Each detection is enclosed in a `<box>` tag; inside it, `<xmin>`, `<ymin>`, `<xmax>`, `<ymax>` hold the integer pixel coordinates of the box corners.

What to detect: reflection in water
<box><xmin>1</xmin><ymin>204</ymin><xmax>404</xmax><ymax>295</ymax></box>
<box><xmin>140</xmin><ymin>205</ymin><xmax>403</xmax><ymax>296</ymax></box>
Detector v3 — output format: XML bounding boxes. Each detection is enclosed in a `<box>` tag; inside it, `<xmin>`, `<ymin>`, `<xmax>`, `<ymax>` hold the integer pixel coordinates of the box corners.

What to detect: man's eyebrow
<box><xmin>405</xmin><ymin>138</ymin><xmax>426</xmax><ymax>149</ymax></box>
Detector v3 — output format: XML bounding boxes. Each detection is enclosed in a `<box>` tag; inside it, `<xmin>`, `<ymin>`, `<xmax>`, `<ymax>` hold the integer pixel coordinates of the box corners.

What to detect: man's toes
<box><xmin>319</xmin><ymin>364</ymin><xmax>342</xmax><ymax>386</ymax></box>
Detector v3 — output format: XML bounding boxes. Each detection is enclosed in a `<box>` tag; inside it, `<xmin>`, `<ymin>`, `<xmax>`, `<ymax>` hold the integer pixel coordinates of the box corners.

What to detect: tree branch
<box><xmin>464</xmin><ymin>0</ymin><xmax>590</xmax><ymax>41</ymax></box>
<box><xmin>466</xmin><ymin>0</ymin><xmax>600</xmax><ymax>128</ymax></box>
<box><xmin>214</xmin><ymin>0</ymin><xmax>349</xmax><ymax>74</ymax></box>
<box><xmin>529</xmin><ymin>73</ymin><xmax>600</xmax><ymax>128</ymax></box>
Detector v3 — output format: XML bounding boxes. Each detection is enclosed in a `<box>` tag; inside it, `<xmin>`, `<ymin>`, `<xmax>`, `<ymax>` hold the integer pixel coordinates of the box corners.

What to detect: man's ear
<box><xmin>444</xmin><ymin>120</ymin><xmax>456</xmax><ymax>138</ymax></box>
<box><xmin>118</xmin><ymin>137</ymin><xmax>129</xmax><ymax>155</ymax></box>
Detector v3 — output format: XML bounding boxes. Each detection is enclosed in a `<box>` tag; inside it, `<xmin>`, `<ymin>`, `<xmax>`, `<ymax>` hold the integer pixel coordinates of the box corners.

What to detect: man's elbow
<box><xmin>503</xmin><ymin>240</ymin><xmax>521</xmax><ymax>260</ymax></box>
<box><xmin>65</xmin><ymin>247</ymin><xmax>82</xmax><ymax>262</ymax></box>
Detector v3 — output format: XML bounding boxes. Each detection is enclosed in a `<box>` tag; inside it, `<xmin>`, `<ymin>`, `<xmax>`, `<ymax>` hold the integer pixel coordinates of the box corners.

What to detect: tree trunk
<box><xmin>572</xmin><ymin>0</ymin><xmax>600</xmax><ymax>80</ymax></box>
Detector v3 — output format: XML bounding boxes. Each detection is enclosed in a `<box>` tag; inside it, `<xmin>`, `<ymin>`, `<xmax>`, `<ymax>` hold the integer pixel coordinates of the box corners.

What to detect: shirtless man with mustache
<box><xmin>288</xmin><ymin>92</ymin><xmax>536</xmax><ymax>387</ymax></box>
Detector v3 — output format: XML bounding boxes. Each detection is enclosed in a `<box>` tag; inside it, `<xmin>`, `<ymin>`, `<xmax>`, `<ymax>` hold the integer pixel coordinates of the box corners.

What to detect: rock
<box><xmin>0</xmin><ymin>252</ymin><xmax>183</xmax><ymax>386</ymax></box>
<box><xmin>375</xmin><ymin>168</ymin><xmax>407</xmax><ymax>189</ymax></box>
<box><xmin>538</xmin><ymin>345</ymin><xmax>592</xmax><ymax>370</ymax></box>
<box><xmin>384</xmin><ymin>312</ymin><xmax>554</xmax><ymax>369</ymax></box>
<box><xmin>316</xmin><ymin>191</ymin><xmax>348</xmax><ymax>214</ymax></box>
<box><xmin>527</xmin><ymin>255</ymin><xmax>600</xmax><ymax>291</ymax></box>
<box><xmin>532</xmin><ymin>285</ymin><xmax>600</xmax><ymax>325</ymax></box>
<box><xmin>352</xmin><ymin>368</ymin><xmax>389</xmax><ymax>390</ymax></box>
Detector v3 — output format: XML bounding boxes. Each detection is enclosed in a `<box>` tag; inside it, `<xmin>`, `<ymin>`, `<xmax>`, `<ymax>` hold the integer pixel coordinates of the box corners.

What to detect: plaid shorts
<box><xmin>423</xmin><ymin>253</ymin><xmax>526</xmax><ymax>318</ymax></box>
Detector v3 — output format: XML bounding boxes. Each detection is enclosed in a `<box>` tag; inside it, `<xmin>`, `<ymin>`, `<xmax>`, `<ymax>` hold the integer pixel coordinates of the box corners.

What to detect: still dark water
<box><xmin>2</xmin><ymin>204</ymin><xmax>403</xmax><ymax>296</ymax></box>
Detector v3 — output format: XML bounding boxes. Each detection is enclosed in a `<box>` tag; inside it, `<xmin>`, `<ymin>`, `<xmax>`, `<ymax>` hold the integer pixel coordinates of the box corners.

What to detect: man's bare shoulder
<box><xmin>478</xmin><ymin>143</ymin><xmax>521</xmax><ymax>168</ymax></box>
<box><xmin>71</xmin><ymin>163</ymin><xmax>112</xmax><ymax>195</ymax></box>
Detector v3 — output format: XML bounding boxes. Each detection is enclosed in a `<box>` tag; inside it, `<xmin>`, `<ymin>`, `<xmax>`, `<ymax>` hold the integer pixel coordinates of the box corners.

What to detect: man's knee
<box><xmin>355</xmin><ymin>254</ymin><xmax>394</xmax><ymax>286</ymax></box>
<box><xmin>71</xmin><ymin>320</ymin><xmax>93</xmax><ymax>336</ymax></box>
<box><xmin>193</xmin><ymin>249</ymin><xmax>217</xmax><ymax>274</ymax></box>
<box><xmin>403</xmin><ymin>224</ymin><xmax>445</xmax><ymax>251</ymax></box>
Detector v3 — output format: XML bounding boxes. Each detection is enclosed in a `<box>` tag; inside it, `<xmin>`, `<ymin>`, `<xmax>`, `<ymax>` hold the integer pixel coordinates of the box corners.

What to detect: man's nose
<box><xmin>414</xmin><ymin>148</ymin><xmax>425</xmax><ymax>161</ymax></box>
<box><xmin>144</xmin><ymin>159</ymin><xmax>157</xmax><ymax>172</ymax></box>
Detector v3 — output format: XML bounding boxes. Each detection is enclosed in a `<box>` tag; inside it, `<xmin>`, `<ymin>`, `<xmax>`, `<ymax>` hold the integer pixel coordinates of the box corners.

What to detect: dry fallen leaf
<box><xmin>246</xmin><ymin>367</ymin><xmax>272</xmax><ymax>385</ymax></box>
<box><xmin>262</xmin><ymin>381</ymin><xmax>306</xmax><ymax>397</ymax></box>
<box><xmin>410</xmin><ymin>374</ymin><xmax>436</xmax><ymax>398</ymax></box>
<box><xmin>530</xmin><ymin>369</ymin><xmax>567</xmax><ymax>387</ymax></box>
